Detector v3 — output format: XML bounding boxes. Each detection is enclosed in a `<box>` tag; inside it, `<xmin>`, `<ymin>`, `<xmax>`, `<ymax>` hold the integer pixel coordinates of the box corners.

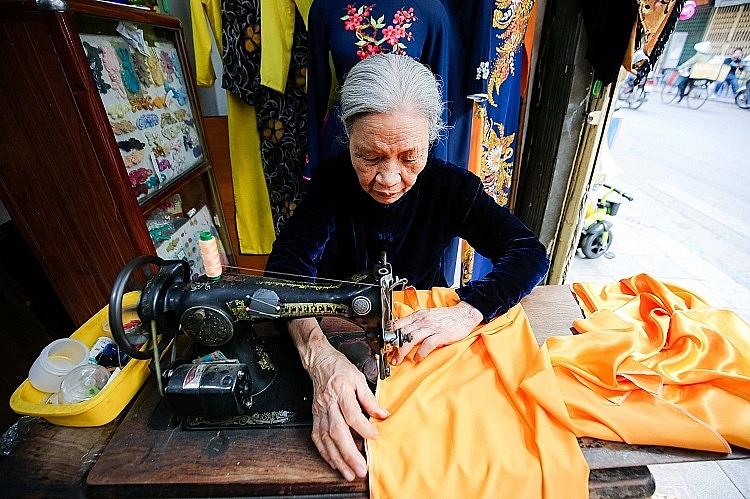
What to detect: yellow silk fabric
<box><xmin>563</xmin><ymin>274</ymin><xmax>750</xmax><ymax>451</ymax></box>
<box><xmin>368</xmin><ymin>288</ymin><xmax>589</xmax><ymax>499</ymax></box>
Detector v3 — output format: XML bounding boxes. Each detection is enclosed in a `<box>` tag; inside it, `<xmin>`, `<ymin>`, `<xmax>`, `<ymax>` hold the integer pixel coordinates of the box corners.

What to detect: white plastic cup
<box><xmin>28</xmin><ymin>339</ymin><xmax>90</xmax><ymax>393</ymax></box>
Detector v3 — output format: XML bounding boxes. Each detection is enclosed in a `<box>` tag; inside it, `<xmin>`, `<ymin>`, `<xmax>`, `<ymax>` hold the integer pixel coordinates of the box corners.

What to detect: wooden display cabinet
<box><xmin>0</xmin><ymin>0</ymin><xmax>234</xmax><ymax>326</ymax></box>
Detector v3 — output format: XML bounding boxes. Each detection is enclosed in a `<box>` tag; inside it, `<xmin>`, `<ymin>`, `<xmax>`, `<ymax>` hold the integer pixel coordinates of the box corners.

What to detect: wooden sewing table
<box><xmin>0</xmin><ymin>285</ymin><xmax>746</xmax><ymax>498</ymax></box>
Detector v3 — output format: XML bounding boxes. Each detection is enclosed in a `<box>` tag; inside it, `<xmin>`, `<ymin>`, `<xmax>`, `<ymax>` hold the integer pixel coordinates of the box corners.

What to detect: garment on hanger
<box><xmin>192</xmin><ymin>0</ymin><xmax>308</xmax><ymax>253</ymax></box>
<box><xmin>222</xmin><ymin>0</ymin><xmax>308</xmax><ymax>236</ymax></box>
<box><xmin>305</xmin><ymin>0</ymin><xmax>453</xmax><ymax>178</ymax></box>
<box><xmin>451</xmin><ymin>0</ymin><xmax>537</xmax><ymax>285</ymax></box>
<box><xmin>369</xmin><ymin>287</ymin><xmax>590</xmax><ymax>499</ymax></box>
<box><xmin>191</xmin><ymin>0</ymin><xmax>275</xmax><ymax>254</ymax></box>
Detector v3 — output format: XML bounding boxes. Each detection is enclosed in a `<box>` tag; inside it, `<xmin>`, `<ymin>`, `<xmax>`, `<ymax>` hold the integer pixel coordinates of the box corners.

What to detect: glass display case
<box><xmin>74</xmin><ymin>12</ymin><xmax>229</xmax><ymax>278</ymax></box>
<box><xmin>76</xmin><ymin>14</ymin><xmax>205</xmax><ymax>203</ymax></box>
<box><xmin>0</xmin><ymin>0</ymin><xmax>233</xmax><ymax>324</ymax></box>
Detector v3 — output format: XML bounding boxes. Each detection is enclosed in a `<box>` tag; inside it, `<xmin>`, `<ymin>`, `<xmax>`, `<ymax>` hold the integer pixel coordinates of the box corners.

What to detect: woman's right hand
<box><xmin>287</xmin><ymin>318</ymin><xmax>390</xmax><ymax>481</ymax></box>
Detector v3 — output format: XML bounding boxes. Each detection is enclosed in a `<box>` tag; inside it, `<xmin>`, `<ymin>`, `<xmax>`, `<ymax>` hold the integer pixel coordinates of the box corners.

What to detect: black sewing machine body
<box><xmin>109</xmin><ymin>255</ymin><xmax>407</xmax><ymax>425</ymax></box>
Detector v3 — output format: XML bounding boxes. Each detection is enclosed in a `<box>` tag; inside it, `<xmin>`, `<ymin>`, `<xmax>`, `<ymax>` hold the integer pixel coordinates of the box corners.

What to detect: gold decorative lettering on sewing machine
<box><xmin>108</xmin><ymin>252</ymin><xmax>413</xmax><ymax>379</ymax></box>
<box><xmin>279</xmin><ymin>303</ymin><xmax>352</xmax><ymax>317</ymax></box>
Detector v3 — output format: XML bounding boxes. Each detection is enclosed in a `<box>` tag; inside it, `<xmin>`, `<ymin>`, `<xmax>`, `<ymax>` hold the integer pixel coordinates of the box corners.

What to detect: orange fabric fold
<box><xmin>368</xmin><ymin>288</ymin><xmax>589</xmax><ymax>499</ymax></box>
<box><xmin>562</xmin><ymin>274</ymin><xmax>750</xmax><ymax>452</ymax></box>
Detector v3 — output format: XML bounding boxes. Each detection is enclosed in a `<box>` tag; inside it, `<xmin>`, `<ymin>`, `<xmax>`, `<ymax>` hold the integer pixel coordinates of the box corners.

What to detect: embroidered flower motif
<box><xmin>159</xmin><ymin>50</ymin><xmax>175</xmax><ymax>82</ymax></box>
<box><xmin>263</xmin><ymin>118</ymin><xmax>284</xmax><ymax>143</ymax></box>
<box><xmin>341</xmin><ymin>3</ymin><xmax>418</xmax><ymax>60</ymax></box>
<box><xmin>476</xmin><ymin>61</ymin><xmax>490</xmax><ymax>80</ymax></box>
<box><xmin>295</xmin><ymin>67</ymin><xmax>307</xmax><ymax>93</ymax></box>
<box><xmin>243</xmin><ymin>23</ymin><xmax>261</xmax><ymax>53</ymax></box>
<box><xmin>344</xmin><ymin>3</ymin><xmax>372</xmax><ymax>30</ymax></box>
<box><xmin>280</xmin><ymin>199</ymin><xmax>297</xmax><ymax>218</ymax></box>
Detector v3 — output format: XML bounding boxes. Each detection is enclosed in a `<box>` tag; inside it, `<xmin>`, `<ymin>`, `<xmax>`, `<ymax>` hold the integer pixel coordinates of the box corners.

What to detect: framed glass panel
<box><xmin>75</xmin><ymin>14</ymin><xmax>206</xmax><ymax>204</ymax></box>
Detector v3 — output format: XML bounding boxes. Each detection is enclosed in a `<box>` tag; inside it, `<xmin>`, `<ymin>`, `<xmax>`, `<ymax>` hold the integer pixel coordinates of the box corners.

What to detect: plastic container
<box><xmin>27</xmin><ymin>338</ymin><xmax>90</xmax><ymax>393</ymax></box>
<box><xmin>59</xmin><ymin>364</ymin><xmax>110</xmax><ymax>404</ymax></box>
<box><xmin>10</xmin><ymin>291</ymin><xmax>152</xmax><ymax>427</ymax></box>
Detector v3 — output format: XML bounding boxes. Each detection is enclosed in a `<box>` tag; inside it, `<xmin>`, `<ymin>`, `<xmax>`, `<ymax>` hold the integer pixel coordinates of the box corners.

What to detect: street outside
<box><xmin>566</xmin><ymin>86</ymin><xmax>750</xmax><ymax>324</ymax></box>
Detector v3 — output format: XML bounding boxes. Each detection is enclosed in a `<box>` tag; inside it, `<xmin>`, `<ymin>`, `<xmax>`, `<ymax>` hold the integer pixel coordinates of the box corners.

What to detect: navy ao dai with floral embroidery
<box><xmin>305</xmin><ymin>0</ymin><xmax>453</xmax><ymax>177</ymax></box>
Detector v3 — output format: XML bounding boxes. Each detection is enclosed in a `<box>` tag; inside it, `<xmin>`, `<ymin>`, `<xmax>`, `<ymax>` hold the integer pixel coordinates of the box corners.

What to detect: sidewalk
<box><xmin>566</xmin><ymin>94</ymin><xmax>750</xmax><ymax>323</ymax></box>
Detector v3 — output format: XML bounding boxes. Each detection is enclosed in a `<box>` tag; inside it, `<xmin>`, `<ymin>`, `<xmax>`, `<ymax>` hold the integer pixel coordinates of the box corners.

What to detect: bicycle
<box><xmin>661</xmin><ymin>71</ymin><xmax>712</xmax><ymax>109</ymax></box>
<box><xmin>616</xmin><ymin>77</ymin><xmax>650</xmax><ymax>110</ymax></box>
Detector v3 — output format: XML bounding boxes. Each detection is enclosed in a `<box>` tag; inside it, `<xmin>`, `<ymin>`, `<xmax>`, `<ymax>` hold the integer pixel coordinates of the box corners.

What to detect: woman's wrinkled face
<box><xmin>348</xmin><ymin>110</ymin><xmax>430</xmax><ymax>204</ymax></box>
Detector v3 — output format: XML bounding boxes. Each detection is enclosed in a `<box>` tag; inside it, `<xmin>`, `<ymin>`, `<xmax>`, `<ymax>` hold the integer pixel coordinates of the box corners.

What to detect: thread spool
<box><xmin>199</xmin><ymin>231</ymin><xmax>222</xmax><ymax>279</ymax></box>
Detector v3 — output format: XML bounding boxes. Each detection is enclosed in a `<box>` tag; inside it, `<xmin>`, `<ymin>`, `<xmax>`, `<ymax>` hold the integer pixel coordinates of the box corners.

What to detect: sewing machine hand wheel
<box><xmin>109</xmin><ymin>255</ymin><xmax>190</xmax><ymax>360</ymax></box>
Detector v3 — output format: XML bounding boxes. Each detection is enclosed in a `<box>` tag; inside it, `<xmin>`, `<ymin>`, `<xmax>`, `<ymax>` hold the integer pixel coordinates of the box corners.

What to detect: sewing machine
<box><xmin>108</xmin><ymin>253</ymin><xmax>411</xmax><ymax>423</ymax></box>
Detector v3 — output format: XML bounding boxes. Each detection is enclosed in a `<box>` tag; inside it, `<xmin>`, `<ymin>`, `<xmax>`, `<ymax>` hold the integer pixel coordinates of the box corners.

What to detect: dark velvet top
<box><xmin>265</xmin><ymin>154</ymin><xmax>550</xmax><ymax>321</ymax></box>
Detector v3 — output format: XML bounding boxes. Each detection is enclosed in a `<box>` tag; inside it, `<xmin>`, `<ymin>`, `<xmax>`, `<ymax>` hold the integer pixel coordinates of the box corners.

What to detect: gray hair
<box><xmin>339</xmin><ymin>53</ymin><xmax>446</xmax><ymax>145</ymax></box>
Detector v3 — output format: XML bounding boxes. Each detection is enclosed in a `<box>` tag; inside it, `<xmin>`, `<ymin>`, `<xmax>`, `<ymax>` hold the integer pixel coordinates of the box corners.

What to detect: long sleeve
<box><xmin>259</xmin><ymin>0</ymin><xmax>296</xmax><ymax>93</ymax></box>
<box><xmin>455</xmin><ymin>184</ymin><xmax>550</xmax><ymax>320</ymax></box>
<box><xmin>190</xmin><ymin>0</ymin><xmax>222</xmax><ymax>87</ymax></box>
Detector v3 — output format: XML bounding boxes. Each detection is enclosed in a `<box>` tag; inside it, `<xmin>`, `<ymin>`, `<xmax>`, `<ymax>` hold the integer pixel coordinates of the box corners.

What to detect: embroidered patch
<box><xmin>136</xmin><ymin>113</ymin><xmax>159</xmax><ymax>129</ymax></box>
<box><xmin>116</xmin><ymin>46</ymin><xmax>141</xmax><ymax>94</ymax></box>
<box><xmin>159</xmin><ymin>50</ymin><xmax>175</xmax><ymax>82</ymax></box>
<box><xmin>160</xmin><ymin>112</ymin><xmax>177</xmax><ymax>125</ymax></box>
<box><xmin>169</xmin><ymin>50</ymin><xmax>184</xmax><ymax>82</ymax></box>
<box><xmin>83</xmin><ymin>41</ymin><xmax>110</xmax><ymax>94</ymax></box>
<box><xmin>130</xmin><ymin>96</ymin><xmax>154</xmax><ymax>112</ymax></box>
<box><xmin>101</xmin><ymin>43</ymin><xmax>127</xmax><ymax>98</ymax></box>
<box><xmin>106</xmin><ymin>103</ymin><xmax>131</xmax><ymax>119</ymax></box>
<box><xmin>149</xmin><ymin>47</ymin><xmax>165</xmax><ymax>87</ymax></box>
<box><xmin>111</xmin><ymin>120</ymin><xmax>137</xmax><ymax>135</ymax></box>
<box><xmin>122</xmin><ymin>150</ymin><xmax>145</xmax><ymax>167</ymax></box>
<box><xmin>131</xmin><ymin>50</ymin><xmax>153</xmax><ymax>88</ymax></box>
<box><xmin>117</xmin><ymin>137</ymin><xmax>146</xmax><ymax>151</ymax></box>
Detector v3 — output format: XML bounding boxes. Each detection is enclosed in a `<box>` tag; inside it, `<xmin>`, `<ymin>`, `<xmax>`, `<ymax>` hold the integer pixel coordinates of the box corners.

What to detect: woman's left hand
<box><xmin>389</xmin><ymin>301</ymin><xmax>483</xmax><ymax>366</ymax></box>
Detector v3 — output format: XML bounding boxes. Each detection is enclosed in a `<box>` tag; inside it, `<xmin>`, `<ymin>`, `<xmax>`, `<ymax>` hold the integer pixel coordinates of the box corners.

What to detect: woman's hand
<box><xmin>287</xmin><ymin>318</ymin><xmax>389</xmax><ymax>481</ymax></box>
<box><xmin>390</xmin><ymin>301</ymin><xmax>483</xmax><ymax>366</ymax></box>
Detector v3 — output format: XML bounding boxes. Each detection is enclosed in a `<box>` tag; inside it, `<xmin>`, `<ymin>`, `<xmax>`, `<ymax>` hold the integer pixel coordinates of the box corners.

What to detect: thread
<box><xmin>199</xmin><ymin>231</ymin><xmax>222</xmax><ymax>278</ymax></box>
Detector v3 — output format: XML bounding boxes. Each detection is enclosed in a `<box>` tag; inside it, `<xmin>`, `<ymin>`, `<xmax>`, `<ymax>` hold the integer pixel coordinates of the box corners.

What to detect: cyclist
<box><xmin>711</xmin><ymin>48</ymin><xmax>744</xmax><ymax>98</ymax></box>
<box><xmin>676</xmin><ymin>41</ymin><xmax>713</xmax><ymax>103</ymax></box>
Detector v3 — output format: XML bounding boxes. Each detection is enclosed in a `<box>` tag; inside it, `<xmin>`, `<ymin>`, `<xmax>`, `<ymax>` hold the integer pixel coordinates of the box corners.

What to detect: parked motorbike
<box><xmin>578</xmin><ymin>183</ymin><xmax>634</xmax><ymax>259</ymax></box>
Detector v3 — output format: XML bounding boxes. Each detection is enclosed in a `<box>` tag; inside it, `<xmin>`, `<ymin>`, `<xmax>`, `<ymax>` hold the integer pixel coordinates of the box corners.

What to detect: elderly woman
<box><xmin>265</xmin><ymin>53</ymin><xmax>550</xmax><ymax>481</ymax></box>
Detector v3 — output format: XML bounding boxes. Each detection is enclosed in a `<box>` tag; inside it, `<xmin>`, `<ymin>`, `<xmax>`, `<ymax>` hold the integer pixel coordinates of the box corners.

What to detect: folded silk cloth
<box><xmin>368</xmin><ymin>287</ymin><xmax>589</xmax><ymax>499</ymax></box>
<box><xmin>563</xmin><ymin>274</ymin><xmax>750</xmax><ymax>452</ymax></box>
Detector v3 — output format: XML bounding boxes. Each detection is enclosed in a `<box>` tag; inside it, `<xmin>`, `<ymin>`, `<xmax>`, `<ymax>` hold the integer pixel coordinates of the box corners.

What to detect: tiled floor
<box><xmin>565</xmin><ymin>97</ymin><xmax>750</xmax><ymax>498</ymax></box>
